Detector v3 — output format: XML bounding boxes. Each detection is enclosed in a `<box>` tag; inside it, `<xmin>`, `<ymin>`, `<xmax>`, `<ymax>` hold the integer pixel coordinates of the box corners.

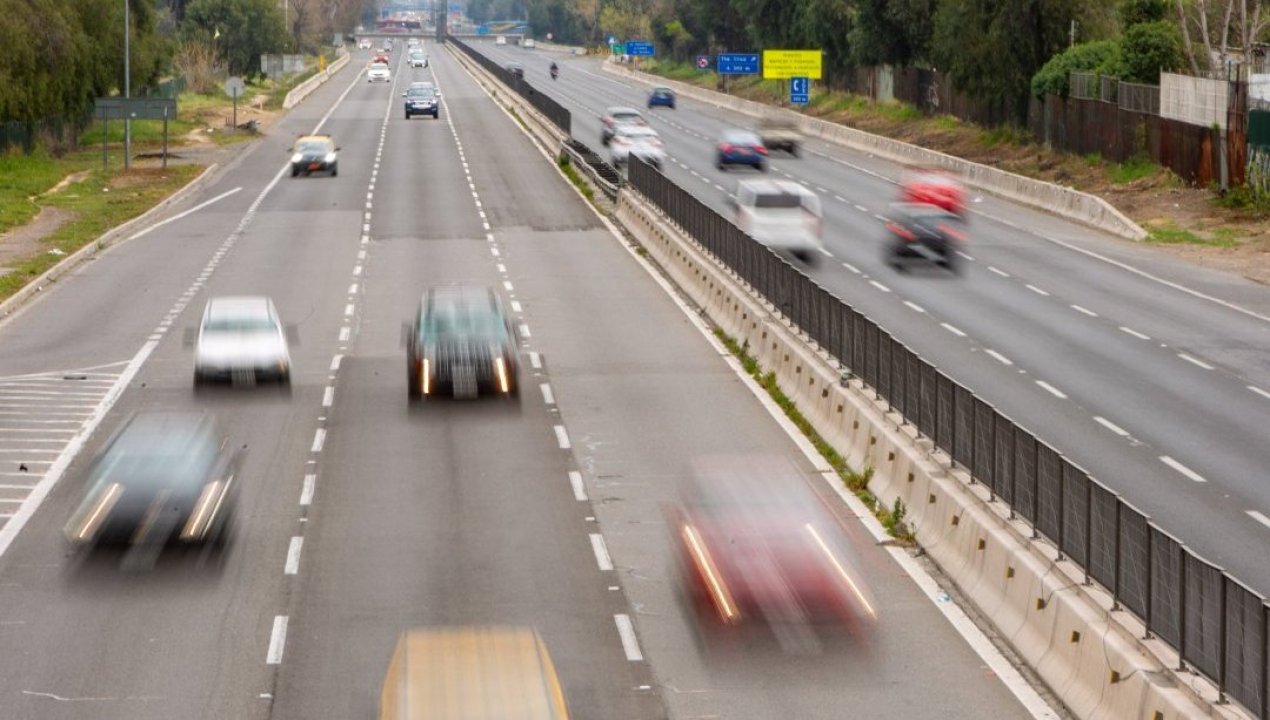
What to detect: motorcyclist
<box><xmin>550</xmin><ymin>61</ymin><xmax>559</xmax><ymax>80</ymax></box>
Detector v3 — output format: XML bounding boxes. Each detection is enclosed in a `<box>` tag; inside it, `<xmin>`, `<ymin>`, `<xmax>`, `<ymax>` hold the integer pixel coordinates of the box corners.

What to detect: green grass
<box><xmin>876</xmin><ymin>100</ymin><xmax>923</xmax><ymax>122</ymax></box>
<box><xmin>979</xmin><ymin>125</ymin><xmax>1031</xmax><ymax>148</ymax></box>
<box><xmin>712</xmin><ymin>328</ymin><xmax>914</xmax><ymax>543</ymax></box>
<box><xmin>1213</xmin><ymin>184</ymin><xmax>1270</xmax><ymax>214</ymax></box>
<box><xmin>1083</xmin><ymin>152</ymin><xmax>1102</xmax><ymax>166</ymax></box>
<box><xmin>1108</xmin><ymin>158</ymin><xmax>1157</xmax><ymax>184</ymax></box>
<box><xmin>557</xmin><ymin>153</ymin><xmax>596</xmax><ymax>204</ymax></box>
<box><xmin>0</xmin><ymin>160</ymin><xmax>204</xmax><ymax>303</ymax></box>
<box><xmin>0</xmin><ymin>149</ymin><xmax>77</xmax><ymax>235</ymax></box>
<box><xmin>1146</xmin><ymin>224</ymin><xmax>1238</xmax><ymax>248</ymax></box>
<box><xmin>932</xmin><ymin>115</ymin><xmax>961</xmax><ymax>131</ymax></box>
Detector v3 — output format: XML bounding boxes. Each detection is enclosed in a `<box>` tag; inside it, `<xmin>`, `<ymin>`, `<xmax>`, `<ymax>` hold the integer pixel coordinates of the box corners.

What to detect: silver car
<box><xmin>194</xmin><ymin>296</ymin><xmax>292</xmax><ymax>386</ymax></box>
<box><xmin>610</xmin><ymin>124</ymin><xmax>665</xmax><ymax>170</ymax></box>
<box><xmin>368</xmin><ymin>62</ymin><xmax>391</xmax><ymax>83</ymax></box>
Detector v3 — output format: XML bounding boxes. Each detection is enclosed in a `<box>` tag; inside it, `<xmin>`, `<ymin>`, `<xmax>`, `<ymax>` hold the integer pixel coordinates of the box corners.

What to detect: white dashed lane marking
<box><xmin>1160</xmin><ymin>456</ymin><xmax>1206</xmax><ymax>483</ymax></box>
<box><xmin>1177</xmin><ymin>353</ymin><xmax>1214</xmax><ymax>370</ymax></box>
<box><xmin>1248</xmin><ymin>510</ymin><xmax>1270</xmax><ymax>530</ymax></box>
<box><xmin>1035</xmin><ymin>381</ymin><xmax>1067</xmax><ymax>399</ymax></box>
<box><xmin>1249</xmin><ymin>385</ymin><xmax>1270</xmax><ymax>401</ymax></box>
<box><xmin>589</xmin><ymin>533</ymin><xmax>614</xmax><ymax>571</ymax></box>
<box><xmin>984</xmin><ymin>350</ymin><xmax>1013</xmax><ymax>366</ymax></box>
<box><xmin>941</xmin><ymin>323</ymin><xmax>967</xmax><ymax>337</ymax></box>
<box><xmin>1070</xmin><ymin>304</ymin><xmax>1098</xmax><ymax>317</ymax></box>
<box><xmin>568</xmin><ymin>471</ymin><xmax>587</xmax><ymax>501</ymax></box>
<box><xmin>1094</xmin><ymin>416</ymin><xmax>1130</xmax><ymax>437</ymax></box>
<box><xmin>1119</xmin><ymin>326</ymin><xmax>1150</xmax><ymax>340</ymax></box>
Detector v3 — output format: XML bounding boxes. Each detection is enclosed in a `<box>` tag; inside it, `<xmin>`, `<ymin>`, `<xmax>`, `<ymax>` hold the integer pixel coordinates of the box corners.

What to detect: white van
<box><xmin>522</xmin><ymin>38</ymin><xmax>536</xmax><ymax>48</ymax></box>
<box><xmin>495</xmin><ymin>35</ymin><xmax>507</xmax><ymax>45</ymax></box>
<box><xmin>730</xmin><ymin>179</ymin><xmax>825</xmax><ymax>264</ymax></box>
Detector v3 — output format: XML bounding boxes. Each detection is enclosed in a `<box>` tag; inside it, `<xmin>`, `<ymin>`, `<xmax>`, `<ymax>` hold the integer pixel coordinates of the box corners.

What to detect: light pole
<box><xmin>124</xmin><ymin>0</ymin><xmax>131</xmax><ymax>170</ymax></box>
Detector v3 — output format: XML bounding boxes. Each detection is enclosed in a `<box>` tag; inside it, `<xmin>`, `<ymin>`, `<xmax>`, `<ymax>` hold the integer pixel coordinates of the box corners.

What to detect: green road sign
<box><xmin>611</xmin><ymin>43</ymin><xmax>626</xmax><ymax>55</ymax></box>
<box><xmin>93</xmin><ymin>97</ymin><xmax>177</xmax><ymax>120</ymax></box>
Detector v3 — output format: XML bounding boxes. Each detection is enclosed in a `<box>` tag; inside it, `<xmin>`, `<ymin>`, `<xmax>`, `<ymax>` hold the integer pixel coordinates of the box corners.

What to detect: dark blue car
<box><xmin>716</xmin><ymin>129</ymin><xmax>768</xmax><ymax>172</ymax></box>
<box><xmin>403</xmin><ymin>87</ymin><xmax>439</xmax><ymax>119</ymax></box>
<box><xmin>648</xmin><ymin>87</ymin><xmax>676</xmax><ymax>109</ymax></box>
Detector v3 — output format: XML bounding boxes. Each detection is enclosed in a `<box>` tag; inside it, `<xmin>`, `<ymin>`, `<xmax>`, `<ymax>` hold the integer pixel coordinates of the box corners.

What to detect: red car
<box><xmin>899</xmin><ymin>167</ymin><xmax>967</xmax><ymax>216</ymax></box>
<box><xmin>373</xmin><ymin>53</ymin><xmax>390</xmax><ymax>65</ymax></box>
<box><xmin>670</xmin><ymin>456</ymin><xmax>878</xmax><ymax>652</ymax></box>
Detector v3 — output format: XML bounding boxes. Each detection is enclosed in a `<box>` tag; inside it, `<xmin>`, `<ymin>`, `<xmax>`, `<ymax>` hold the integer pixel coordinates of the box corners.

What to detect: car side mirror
<box><xmin>285</xmin><ymin>324</ymin><xmax>301</xmax><ymax>346</ymax></box>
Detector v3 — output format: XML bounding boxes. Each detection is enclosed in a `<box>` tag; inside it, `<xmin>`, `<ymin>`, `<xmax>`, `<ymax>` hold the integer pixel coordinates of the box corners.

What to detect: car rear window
<box><xmin>613</xmin><ymin>112</ymin><xmax>642</xmax><ymax>123</ymax></box>
<box><xmin>752</xmin><ymin>192</ymin><xmax>803</xmax><ymax>209</ymax></box>
<box><xmin>724</xmin><ymin>131</ymin><xmax>760</xmax><ymax>145</ymax></box>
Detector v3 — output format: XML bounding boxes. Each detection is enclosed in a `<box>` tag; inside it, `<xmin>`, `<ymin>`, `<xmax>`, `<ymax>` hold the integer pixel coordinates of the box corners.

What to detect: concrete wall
<box><xmin>283</xmin><ymin>49</ymin><xmax>352</xmax><ymax>111</ymax></box>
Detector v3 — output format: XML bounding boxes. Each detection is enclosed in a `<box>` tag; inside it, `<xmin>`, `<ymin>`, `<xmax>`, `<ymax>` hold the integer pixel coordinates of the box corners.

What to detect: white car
<box><xmin>368</xmin><ymin>62</ymin><xmax>391</xmax><ymax>83</ymax></box>
<box><xmin>495</xmin><ymin>35</ymin><xmax>507</xmax><ymax>45</ymax></box>
<box><xmin>521</xmin><ymin>38</ymin><xmax>536</xmax><ymax>48</ymax></box>
<box><xmin>609</xmin><ymin>124</ymin><xmax>665</xmax><ymax>170</ymax></box>
<box><xmin>730</xmin><ymin>178</ymin><xmax>825</xmax><ymax>264</ymax></box>
<box><xmin>358</xmin><ymin>39</ymin><xmax>372</xmax><ymax>50</ymax></box>
<box><xmin>409</xmin><ymin>52</ymin><xmax>427</xmax><ymax>68</ymax></box>
<box><xmin>194</xmin><ymin>296</ymin><xmax>292</xmax><ymax>386</ymax></box>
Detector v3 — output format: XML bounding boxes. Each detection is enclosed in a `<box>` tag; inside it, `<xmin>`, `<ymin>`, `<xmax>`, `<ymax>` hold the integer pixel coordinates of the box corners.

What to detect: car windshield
<box><xmin>297</xmin><ymin>141</ymin><xmax>330</xmax><ymax>154</ymax></box>
<box><xmin>205</xmin><ymin>314</ymin><xmax>276</xmax><ymax>333</ymax></box>
<box><xmin>90</xmin><ymin>417</ymin><xmax>219</xmax><ymax>492</ymax></box>
<box><xmin>422</xmin><ymin>299</ymin><xmax>505</xmax><ymax>340</ymax></box>
<box><xmin>408</xmin><ymin>89</ymin><xmax>435</xmax><ymax>99</ymax></box>
<box><xmin>653</xmin><ymin>89</ymin><xmax>672</xmax><ymax>96</ymax></box>
<box><xmin>613</xmin><ymin>112</ymin><xmax>642</xmax><ymax>123</ymax></box>
<box><xmin>622</xmin><ymin>127</ymin><xmax>658</xmax><ymax>139</ymax></box>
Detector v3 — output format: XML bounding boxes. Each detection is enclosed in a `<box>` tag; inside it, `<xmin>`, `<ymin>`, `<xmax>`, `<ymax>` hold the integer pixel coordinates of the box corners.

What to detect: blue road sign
<box><xmin>717</xmin><ymin>53</ymin><xmax>760</xmax><ymax>75</ymax></box>
<box><xmin>625</xmin><ymin>40</ymin><xmax>655</xmax><ymax>56</ymax></box>
<box><xmin>790</xmin><ymin>76</ymin><xmax>810</xmax><ymax>104</ymax></box>
<box><xmin>696</xmin><ymin>55</ymin><xmax>711</xmax><ymax>70</ymax></box>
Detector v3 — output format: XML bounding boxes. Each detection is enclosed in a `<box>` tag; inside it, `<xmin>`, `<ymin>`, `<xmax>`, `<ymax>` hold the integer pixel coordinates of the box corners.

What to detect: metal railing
<box><xmin>447</xmin><ymin>36</ymin><xmax>571</xmax><ymax>135</ymax></box>
<box><xmin>625</xmin><ymin>154</ymin><xmax>1268</xmax><ymax>720</ymax></box>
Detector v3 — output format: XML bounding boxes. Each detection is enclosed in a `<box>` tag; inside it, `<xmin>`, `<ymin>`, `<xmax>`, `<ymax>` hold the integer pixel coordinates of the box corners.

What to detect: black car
<box><xmin>507</xmin><ymin>62</ymin><xmax>525</xmax><ymax>79</ymax></box>
<box><xmin>406</xmin><ymin>284</ymin><xmax>520</xmax><ymax>400</ymax></box>
<box><xmin>403</xmin><ymin>86</ymin><xmax>440</xmax><ymax>119</ymax></box>
<box><xmin>290</xmin><ymin>135</ymin><xmax>338</xmax><ymax>177</ymax></box>
<box><xmin>63</xmin><ymin>411</ymin><xmax>238</xmax><ymax>552</ymax></box>
<box><xmin>884</xmin><ymin>203</ymin><xmax>967</xmax><ymax>273</ymax></box>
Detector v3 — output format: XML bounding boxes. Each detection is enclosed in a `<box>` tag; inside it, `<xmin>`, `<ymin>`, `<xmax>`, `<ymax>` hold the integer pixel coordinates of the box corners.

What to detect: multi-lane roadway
<box><xmin>0</xmin><ymin>42</ymin><xmax>1053</xmax><ymax>718</ymax></box>
<box><xmin>471</xmin><ymin>39</ymin><xmax>1270</xmax><ymax>596</ymax></box>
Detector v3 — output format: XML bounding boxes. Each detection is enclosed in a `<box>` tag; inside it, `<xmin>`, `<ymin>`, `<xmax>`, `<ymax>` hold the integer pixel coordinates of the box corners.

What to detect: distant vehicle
<box><xmin>729</xmin><ymin>178</ymin><xmax>824</xmax><ymax>264</ymax></box>
<box><xmin>610</xmin><ymin>124</ymin><xmax>664</xmax><ymax>170</ymax></box>
<box><xmin>898</xmin><ymin>167</ymin><xmax>967</xmax><ymax>216</ymax></box>
<box><xmin>884</xmin><ymin>202</ymin><xmax>967</xmax><ymax>273</ymax></box>
<box><xmin>372</xmin><ymin>53</ymin><xmax>390</xmax><ymax>65</ymax></box>
<box><xmin>63</xmin><ymin>411</ymin><xmax>239</xmax><ymax>553</ymax></box>
<box><xmin>669</xmin><ymin>456</ymin><xmax>878</xmax><ymax>651</ymax></box>
<box><xmin>647</xmin><ymin>86</ymin><xmax>676</xmax><ymax>110</ymax></box>
<box><xmin>522</xmin><ymin>38</ymin><xmax>536</xmax><ymax>48</ymax></box>
<box><xmin>368</xmin><ymin>62</ymin><xmax>391</xmax><ymax>83</ymax></box>
<box><xmin>600</xmin><ymin>106</ymin><xmax>645</xmax><ymax>146</ymax></box>
<box><xmin>409</xmin><ymin>50</ymin><xmax>428</xmax><ymax>68</ymax></box>
<box><xmin>380</xmin><ymin>627</ymin><xmax>570</xmax><ymax>719</ymax></box>
<box><xmin>407</xmin><ymin>37</ymin><xmax>422</xmax><ymax>47</ymax></box>
<box><xmin>715</xmin><ymin>129</ymin><xmax>768</xmax><ymax>171</ymax></box>
<box><xmin>757</xmin><ymin>115</ymin><xmax>801</xmax><ymax>156</ymax></box>
<box><xmin>495</xmin><ymin>35</ymin><xmax>507</xmax><ymax>45</ymax></box>
<box><xmin>506</xmin><ymin>62</ymin><xmax>524</xmax><ymax>78</ymax></box>
<box><xmin>358</xmin><ymin>39</ymin><xmax>372</xmax><ymax>50</ymax></box>
<box><xmin>194</xmin><ymin>295</ymin><xmax>293</xmax><ymax>385</ymax></box>
<box><xmin>403</xmin><ymin>85</ymin><xmax>439</xmax><ymax>119</ymax></box>
<box><xmin>289</xmin><ymin>134</ymin><xmax>339</xmax><ymax>177</ymax></box>
<box><xmin>406</xmin><ymin>284</ymin><xmax>520</xmax><ymax>401</ymax></box>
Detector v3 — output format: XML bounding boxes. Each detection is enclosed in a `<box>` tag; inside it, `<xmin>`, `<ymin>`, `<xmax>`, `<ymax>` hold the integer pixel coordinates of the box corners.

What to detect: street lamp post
<box><xmin>124</xmin><ymin>0</ymin><xmax>131</xmax><ymax>170</ymax></box>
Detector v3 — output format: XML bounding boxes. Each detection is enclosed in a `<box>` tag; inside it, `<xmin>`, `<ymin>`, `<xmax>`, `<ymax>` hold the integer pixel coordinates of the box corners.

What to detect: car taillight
<box><xmin>887</xmin><ymin>222</ymin><xmax>916</xmax><ymax>242</ymax></box>
<box><xmin>720</xmin><ymin>144</ymin><xmax>734</xmax><ymax>153</ymax></box>
<box><xmin>603</xmin><ymin>118</ymin><xmax>614</xmax><ymax>126</ymax></box>
<box><xmin>937</xmin><ymin>223</ymin><xmax>967</xmax><ymax>243</ymax></box>
<box><xmin>755</xmin><ymin>145</ymin><xmax>768</xmax><ymax>155</ymax></box>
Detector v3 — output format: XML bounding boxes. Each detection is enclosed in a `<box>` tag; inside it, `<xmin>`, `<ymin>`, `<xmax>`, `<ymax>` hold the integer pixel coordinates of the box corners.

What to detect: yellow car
<box><xmin>290</xmin><ymin>134</ymin><xmax>338</xmax><ymax>177</ymax></box>
<box><xmin>380</xmin><ymin>627</ymin><xmax>569</xmax><ymax>720</ymax></box>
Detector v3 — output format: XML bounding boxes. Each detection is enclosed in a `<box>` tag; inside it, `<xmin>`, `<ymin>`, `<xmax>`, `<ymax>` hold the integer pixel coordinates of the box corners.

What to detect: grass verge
<box><xmin>557</xmin><ymin>153</ymin><xmax>596</xmax><ymax>205</ymax></box>
<box><xmin>712</xmin><ymin>328</ymin><xmax>914</xmax><ymax>543</ymax></box>
<box><xmin>1145</xmin><ymin>223</ymin><xmax>1238</xmax><ymax>248</ymax></box>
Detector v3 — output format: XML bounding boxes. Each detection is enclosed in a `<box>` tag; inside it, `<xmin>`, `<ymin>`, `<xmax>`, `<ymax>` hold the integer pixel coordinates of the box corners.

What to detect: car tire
<box><xmin>290</xmin><ymin>166</ymin><xmax>299</xmax><ymax>177</ymax></box>
<box><xmin>432</xmin><ymin>111</ymin><xmax>438</xmax><ymax>119</ymax></box>
<box><xmin>331</xmin><ymin>164</ymin><xmax>338</xmax><ymax>177</ymax></box>
<box><xmin>716</xmin><ymin>158</ymin><xmax>726</xmax><ymax>171</ymax></box>
<box><xmin>405</xmin><ymin>112</ymin><xmax>410</xmax><ymax>119</ymax></box>
<box><xmin>407</xmin><ymin>360</ymin><xmax>421</xmax><ymax>399</ymax></box>
<box><xmin>757</xmin><ymin>161</ymin><xmax>767</xmax><ymax>172</ymax></box>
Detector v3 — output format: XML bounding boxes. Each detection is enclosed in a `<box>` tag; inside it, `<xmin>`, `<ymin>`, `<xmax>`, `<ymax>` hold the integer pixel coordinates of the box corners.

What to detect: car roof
<box><xmin>651</xmin><ymin>87</ymin><xmax>674</xmax><ymax>93</ymax></box>
<box><xmin>423</xmin><ymin>283</ymin><xmax>499</xmax><ymax>310</ymax></box>
<box><xmin>737</xmin><ymin>178</ymin><xmax>815</xmax><ymax>198</ymax></box>
<box><xmin>205</xmin><ymin>295</ymin><xmax>275</xmax><ymax>320</ymax></box>
<box><xmin>296</xmin><ymin>134</ymin><xmax>332</xmax><ymax>144</ymax></box>
<box><xmin>606</xmin><ymin>106</ymin><xmax>642</xmax><ymax>116</ymax></box>
<box><xmin>721</xmin><ymin>129</ymin><xmax>761</xmax><ymax>142</ymax></box>
<box><xmin>616</xmin><ymin>124</ymin><xmax>658</xmax><ymax>136</ymax></box>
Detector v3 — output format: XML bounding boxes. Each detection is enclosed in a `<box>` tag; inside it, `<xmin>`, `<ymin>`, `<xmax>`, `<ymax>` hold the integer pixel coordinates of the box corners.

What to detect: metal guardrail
<box><xmin>562</xmin><ymin>138</ymin><xmax>621</xmax><ymax>199</ymax></box>
<box><xmin>626</xmin><ymin>153</ymin><xmax>1268</xmax><ymax>720</ymax></box>
<box><xmin>447</xmin><ymin>36</ymin><xmax>571</xmax><ymax>135</ymax></box>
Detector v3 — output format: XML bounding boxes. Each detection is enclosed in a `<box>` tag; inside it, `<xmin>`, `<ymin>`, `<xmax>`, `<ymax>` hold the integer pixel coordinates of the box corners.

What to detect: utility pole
<box><xmin>1069</xmin><ymin>20</ymin><xmax>1078</xmax><ymax>49</ymax></box>
<box><xmin>124</xmin><ymin>0</ymin><xmax>131</xmax><ymax>170</ymax></box>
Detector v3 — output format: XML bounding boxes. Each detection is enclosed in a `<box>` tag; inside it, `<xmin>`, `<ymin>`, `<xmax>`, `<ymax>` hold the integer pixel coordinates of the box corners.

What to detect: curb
<box><xmin>283</xmin><ymin>49</ymin><xmax>352</xmax><ymax>110</ymax></box>
<box><xmin>602</xmin><ymin>62</ymin><xmax>1147</xmax><ymax>241</ymax></box>
<box><xmin>0</xmin><ymin>162</ymin><xmax>221</xmax><ymax>323</ymax></box>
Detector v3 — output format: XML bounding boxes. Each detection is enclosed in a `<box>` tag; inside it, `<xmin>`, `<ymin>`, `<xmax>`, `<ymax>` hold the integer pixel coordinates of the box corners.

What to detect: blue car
<box><xmin>403</xmin><ymin>87</ymin><xmax>440</xmax><ymax>119</ymax></box>
<box><xmin>715</xmin><ymin>129</ymin><xmax>768</xmax><ymax>172</ymax></box>
<box><xmin>648</xmin><ymin>87</ymin><xmax>676</xmax><ymax>109</ymax></box>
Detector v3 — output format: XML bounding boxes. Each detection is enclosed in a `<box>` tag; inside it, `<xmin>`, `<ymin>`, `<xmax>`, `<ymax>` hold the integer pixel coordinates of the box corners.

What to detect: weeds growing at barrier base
<box><xmin>714</xmin><ymin>329</ymin><xmax>914</xmax><ymax>543</ymax></box>
<box><xmin>557</xmin><ymin>153</ymin><xmax>596</xmax><ymax>204</ymax></box>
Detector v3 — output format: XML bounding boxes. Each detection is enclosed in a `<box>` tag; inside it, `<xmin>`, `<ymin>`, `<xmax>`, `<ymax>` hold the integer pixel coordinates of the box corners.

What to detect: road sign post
<box><xmin>790</xmin><ymin>76</ymin><xmax>809</xmax><ymax>105</ymax></box>
<box><xmin>224</xmin><ymin>77</ymin><xmax>245</xmax><ymax>135</ymax></box>
<box><xmin>93</xmin><ymin>97</ymin><xmax>179</xmax><ymax>173</ymax></box>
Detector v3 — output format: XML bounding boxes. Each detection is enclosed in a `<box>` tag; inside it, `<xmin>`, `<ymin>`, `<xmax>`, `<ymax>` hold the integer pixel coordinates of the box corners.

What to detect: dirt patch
<box><xmin>0</xmin><ymin>206</ymin><xmax>76</xmax><ymax>269</ymax></box>
<box><xmin>109</xmin><ymin>167</ymin><xmax>182</xmax><ymax>190</ymax></box>
<box><xmin>47</xmin><ymin>171</ymin><xmax>91</xmax><ymax>196</ymax></box>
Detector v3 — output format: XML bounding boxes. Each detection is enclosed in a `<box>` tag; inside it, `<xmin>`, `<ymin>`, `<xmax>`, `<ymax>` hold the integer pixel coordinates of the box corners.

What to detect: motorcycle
<box><xmin>550</xmin><ymin>65</ymin><xmax>559</xmax><ymax>81</ymax></box>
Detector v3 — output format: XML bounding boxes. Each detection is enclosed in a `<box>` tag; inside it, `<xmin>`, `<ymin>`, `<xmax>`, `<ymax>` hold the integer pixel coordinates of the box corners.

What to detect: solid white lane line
<box><xmin>988</xmin><ymin>266</ymin><xmax>1010</xmax><ymax>278</ymax></box>
<box><xmin>589</xmin><ymin>533</ymin><xmax>614</xmax><ymax>571</ymax></box>
<box><xmin>941</xmin><ymin>322</ymin><xmax>966</xmax><ymax>337</ymax></box>
<box><xmin>568</xmin><ymin>471</ymin><xmax>587</xmax><ymax>501</ymax></box>
<box><xmin>985</xmin><ymin>350</ymin><xmax>1013</xmax><ymax>366</ymax></box>
<box><xmin>1177</xmin><ymin>353</ymin><xmax>1215</xmax><ymax>370</ymax></box>
<box><xmin>540</xmin><ymin>383</ymin><xmax>555</xmax><ymax>405</ymax></box>
<box><xmin>553</xmin><ymin>425</ymin><xmax>571</xmax><ymax>449</ymax></box>
<box><xmin>311</xmin><ymin>429</ymin><xmax>326</xmax><ymax>453</ymax></box>
<box><xmin>1160</xmin><ymin>456</ymin><xmax>1206</xmax><ymax>482</ymax></box>
<box><xmin>1248</xmin><ymin>510</ymin><xmax>1270</xmax><ymax>530</ymax></box>
<box><xmin>1119</xmin><ymin>326</ymin><xmax>1150</xmax><ymax>340</ymax></box>
<box><xmin>1035</xmin><ymin>381</ymin><xmax>1068</xmax><ymax>399</ymax></box>
<box><xmin>266</xmin><ymin>616</ymin><xmax>289</xmax><ymax>664</ymax></box>
<box><xmin>284</xmin><ymin>537</ymin><xmax>303</xmax><ymax>575</ymax></box>
<box><xmin>127</xmin><ymin>187</ymin><xmax>242</xmax><ymax>240</ymax></box>
<box><xmin>1070</xmin><ymin>304</ymin><xmax>1098</xmax><ymax>317</ymax></box>
<box><xmin>868</xmin><ymin>280</ymin><xmax>891</xmax><ymax>293</ymax></box>
<box><xmin>322</xmin><ymin>387</ymin><xmax>334</xmax><ymax>408</ymax></box>
<box><xmin>614</xmin><ymin>614</ymin><xmax>644</xmax><ymax>661</ymax></box>
<box><xmin>904</xmin><ymin>301</ymin><xmax>926</xmax><ymax>313</ymax></box>
<box><xmin>1094</xmin><ymin>416</ymin><xmax>1130</xmax><ymax>437</ymax></box>
<box><xmin>1249</xmin><ymin>385</ymin><xmax>1270</xmax><ymax>400</ymax></box>
<box><xmin>1025</xmin><ymin>284</ymin><xmax>1050</xmax><ymax>296</ymax></box>
<box><xmin>300</xmin><ymin>474</ymin><xmax>316</xmax><ymax>506</ymax></box>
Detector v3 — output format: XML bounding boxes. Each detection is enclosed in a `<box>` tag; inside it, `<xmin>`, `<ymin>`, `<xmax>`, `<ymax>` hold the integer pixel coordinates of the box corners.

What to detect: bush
<box><xmin>1031</xmin><ymin>40</ymin><xmax>1123</xmax><ymax>98</ymax></box>
<box><xmin>1121</xmin><ymin>21</ymin><xmax>1183</xmax><ymax>84</ymax></box>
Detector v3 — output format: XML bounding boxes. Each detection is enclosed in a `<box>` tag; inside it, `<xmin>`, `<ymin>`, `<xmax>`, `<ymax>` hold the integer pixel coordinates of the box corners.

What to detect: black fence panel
<box><xmin>952</xmin><ymin>384</ymin><xmax>974</xmax><ymax>468</ymax></box>
<box><xmin>876</xmin><ymin>332</ymin><xmax>894</xmax><ymax>402</ymax></box>
<box><xmin>862</xmin><ymin>321</ymin><xmax>880</xmax><ymax>390</ymax></box>
<box><xmin>1035</xmin><ymin>443</ymin><xmax>1062</xmax><ymax>545</ymax></box>
<box><xmin>1117</xmin><ymin>507</ymin><xmax>1151</xmax><ymax>621</ymax></box>
<box><xmin>1087</xmin><ymin>480</ymin><xmax>1118</xmax><ymax>592</ymax></box>
<box><xmin>1060</xmin><ymin>462</ymin><xmax>1089</xmax><ymax>567</ymax></box>
<box><xmin>936</xmin><ymin>372</ymin><xmax>954</xmax><ymax>456</ymax></box>
<box><xmin>1223</xmin><ymin>578</ymin><xmax>1266</xmax><ymax>719</ymax></box>
<box><xmin>851</xmin><ymin>313</ymin><xmax>867</xmax><ymax>380</ymax></box>
<box><xmin>904</xmin><ymin>352</ymin><xmax>922</xmax><ymax>430</ymax></box>
<box><xmin>1012</xmin><ymin>429</ymin><xmax>1038</xmax><ymax>525</ymax></box>
<box><xmin>891</xmin><ymin>344</ymin><xmax>911</xmax><ymax>420</ymax></box>
<box><xmin>1149</xmin><ymin>525</ymin><xmax>1184</xmax><ymax>648</ymax></box>
<box><xmin>992</xmin><ymin>411</ymin><xmax>1015</xmax><ymax>503</ymax></box>
<box><xmin>920</xmin><ymin>363</ymin><xmax>938</xmax><ymax>441</ymax></box>
<box><xmin>972</xmin><ymin>398</ymin><xmax>994</xmax><ymax>486</ymax></box>
<box><xmin>1183</xmin><ymin>551</ymin><xmax>1224</xmax><ymax>683</ymax></box>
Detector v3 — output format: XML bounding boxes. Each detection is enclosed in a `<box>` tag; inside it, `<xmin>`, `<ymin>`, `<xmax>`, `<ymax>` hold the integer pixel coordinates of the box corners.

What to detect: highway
<box><xmin>0</xmin><ymin>43</ymin><xmax>1046</xmax><ymax>719</ymax></box>
<box><xmin>471</xmin><ymin>40</ymin><xmax>1270</xmax><ymax>596</ymax></box>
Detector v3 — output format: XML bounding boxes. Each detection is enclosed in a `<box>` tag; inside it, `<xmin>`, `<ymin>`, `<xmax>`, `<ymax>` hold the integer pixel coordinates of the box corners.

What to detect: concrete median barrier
<box><xmin>602</xmin><ymin>62</ymin><xmax>1147</xmax><ymax>242</ymax></box>
<box><xmin>612</xmin><ymin>186</ymin><xmax>1241</xmax><ymax>720</ymax></box>
<box><xmin>283</xmin><ymin>50</ymin><xmax>351</xmax><ymax>110</ymax></box>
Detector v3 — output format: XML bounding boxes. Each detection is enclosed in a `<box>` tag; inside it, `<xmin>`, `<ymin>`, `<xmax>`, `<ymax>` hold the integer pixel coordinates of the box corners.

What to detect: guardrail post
<box><xmin>1111</xmin><ymin>500</ymin><xmax>1122</xmax><ymax>611</ymax></box>
<box><xmin>1083</xmin><ymin>478</ymin><xmax>1092</xmax><ymax>585</ymax></box>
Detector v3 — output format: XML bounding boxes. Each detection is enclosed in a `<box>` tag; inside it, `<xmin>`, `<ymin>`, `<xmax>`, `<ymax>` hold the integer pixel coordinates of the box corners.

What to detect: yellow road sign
<box><xmin>762</xmin><ymin>50</ymin><xmax>822</xmax><ymax>80</ymax></box>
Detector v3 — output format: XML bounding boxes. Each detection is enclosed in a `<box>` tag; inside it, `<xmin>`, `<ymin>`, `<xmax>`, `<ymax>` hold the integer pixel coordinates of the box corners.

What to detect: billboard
<box><xmin>762</xmin><ymin>50</ymin><xmax>822</xmax><ymax>80</ymax></box>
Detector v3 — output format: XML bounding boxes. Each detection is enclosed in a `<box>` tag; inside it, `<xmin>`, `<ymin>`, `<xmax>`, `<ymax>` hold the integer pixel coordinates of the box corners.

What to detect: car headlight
<box><xmin>325</xmin><ymin>152</ymin><xmax>337</xmax><ymax>163</ymax></box>
<box><xmin>291</xmin><ymin>153</ymin><xmax>303</xmax><ymax>163</ymax></box>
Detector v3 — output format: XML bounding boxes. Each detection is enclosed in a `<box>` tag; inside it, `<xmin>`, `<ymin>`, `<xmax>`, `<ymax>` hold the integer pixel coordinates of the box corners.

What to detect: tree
<box><xmin>184</xmin><ymin>0</ymin><xmax>289</xmax><ymax>77</ymax></box>
<box><xmin>1030</xmin><ymin>39</ymin><xmax>1122</xmax><ymax>97</ymax></box>
<box><xmin>1120</xmin><ymin>19</ymin><xmax>1183</xmax><ymax>81</ymax></box>
<box><xmin>850</xmin><ymin>0</ymin><xmax>937</xmax><ymax>67</ymax></box>
<box><xmin>1174</xmin><ymin>0</ymin><xmax>1270</xmax><ymax>74</ymax></box>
